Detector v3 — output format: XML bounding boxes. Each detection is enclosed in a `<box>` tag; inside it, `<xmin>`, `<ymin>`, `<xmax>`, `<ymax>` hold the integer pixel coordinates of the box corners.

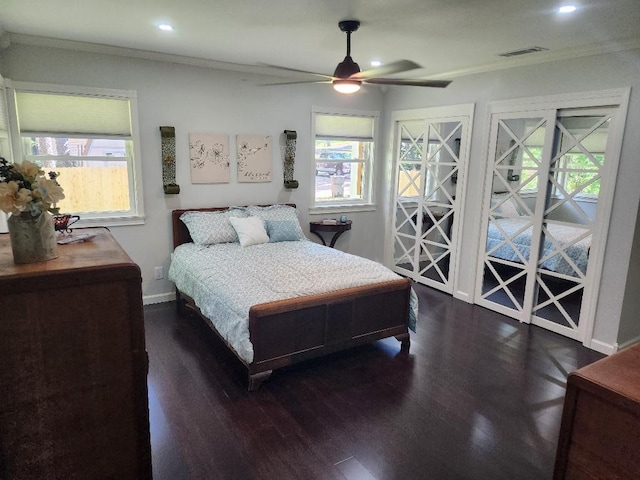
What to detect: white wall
<box><xmin>618</xmin><ymin>198</ymin><xmax>640</xmax><ymax>349</ymax></box>
<box><xmin>381</xmin><ymin>50</ymin><xmax>640</xmax><ymax>351</ymax></box>
<box><xmin>0</xmin><ymin>43</ymin><xmax>385</xmax><ymax>302</ymax></box>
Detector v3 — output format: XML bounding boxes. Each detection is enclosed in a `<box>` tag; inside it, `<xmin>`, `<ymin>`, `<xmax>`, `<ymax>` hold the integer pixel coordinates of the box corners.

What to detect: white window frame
<box><xmin>552</xmin><ymin>151</ymin><xmax>603</xmax><ymax>203</ymax></box>
<box><xmin>310</xmin><ymin>107</ymin><xmax>378</xmax><ymax>214</ymax></box>
<box><xmin>6</xmin><ymin>81</ymin><xmax>145</xmax><ymax>227</ymax></box>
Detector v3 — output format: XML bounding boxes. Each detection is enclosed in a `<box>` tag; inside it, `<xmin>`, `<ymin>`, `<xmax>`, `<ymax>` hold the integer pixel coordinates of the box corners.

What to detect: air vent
<box><xmin>499</xmin><ymin>46</ymin><xmax>548</xmax><ymax>58</ymax></box>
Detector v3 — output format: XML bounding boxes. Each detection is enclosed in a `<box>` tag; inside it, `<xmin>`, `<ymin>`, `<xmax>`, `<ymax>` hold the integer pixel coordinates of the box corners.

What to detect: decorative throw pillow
<box><xmin>246</xmin><ymin>205</ymin><xmax>305</xmax><ymax>240</ymax></box>
<box><xmin>180</xmin><ymin>209</ymin><xmax>247</xmax><ymax>245</ymax></box>
<box><xmin>265</xmin><ymin>220</ymin><xmax>301</xmax><ymax>242</ymax></box>
<box><xmin>229</xmin><ymin>216</ymin><xmax>270</xmax><ymax>247</ymax></box>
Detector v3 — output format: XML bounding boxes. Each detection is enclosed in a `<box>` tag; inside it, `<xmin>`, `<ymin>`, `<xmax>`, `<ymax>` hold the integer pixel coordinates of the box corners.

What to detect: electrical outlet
<box><xmin>154</xmin><ymin>266</ymin><xmax>164</xmax><ymax>280</ymax></box>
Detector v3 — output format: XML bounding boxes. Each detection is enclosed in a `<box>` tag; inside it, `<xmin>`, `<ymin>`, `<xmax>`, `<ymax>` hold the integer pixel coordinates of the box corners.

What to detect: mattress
<box><xmin>169</xmin><ymin>240</ymin><xmax>418</xmax><ymax>363</ymax></box>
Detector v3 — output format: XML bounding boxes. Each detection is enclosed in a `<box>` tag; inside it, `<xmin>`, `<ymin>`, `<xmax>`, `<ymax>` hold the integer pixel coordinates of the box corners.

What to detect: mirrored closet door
<box><xmin>476</xmin><ymin>100</ymin><xmax>625</xmax><ymax>342</ymax></box>
<box><xmin>389</xmin><ymin>105</ymin><xmax>473</xmax><ymax>294</ymax></box>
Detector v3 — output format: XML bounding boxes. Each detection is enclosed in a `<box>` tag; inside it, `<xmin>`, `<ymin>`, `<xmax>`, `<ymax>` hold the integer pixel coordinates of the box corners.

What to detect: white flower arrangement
<box><xmin>0</xmin><ymin>157</ymin><xmax>65</xmax><ymax>216</ymax></box>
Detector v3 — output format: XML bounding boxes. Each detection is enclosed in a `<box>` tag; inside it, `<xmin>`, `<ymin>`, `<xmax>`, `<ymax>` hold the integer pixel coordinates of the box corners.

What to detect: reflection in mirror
<box><xmin>395</xmin><ymin>203</ymin><xmax>418</xmax><ymax>235</ymax></box>
<box><xmin>544</xmin><ymin>114</ymin><xmax>608</xmax><ymax>225</ymax></box>
<box><xmin>533</xmin><ymin>274</ymin><xmax>583</xmax><ymax>329</ymax></box>
<box><xmin>394</xmin><ymin>234</ymin><xmax>416</xmax><ymax>270</ymax></box>
<box><xmin>494</xmin><ymin>118</ymin><xmax>546</xmax><ymax>197</ymax></box>
<box><xmin>398</xmin><ymin>120</ymin><xmax>424</xmax><ymax>199</ymax></box>
<box><xmin>481</xmin><ymin>262</ymin><xmax>526</xmax><ymax>311</ymax></box>
<box><xmin>485</xmin><ymin>219</ymin><xmax>534</xmax><ymax>263</ymax></box>
<box><xmin>393</xmin><ymin>203</ymin><xmax>418</xmax><ymax>271</ymax></box>
<box><xmin>419</xmin><ymin>207</ymin><xmax>453</xmax><ymax>286</ymax></box>
<box><xmin>423</xmin><ymin>121</ymin><xmax>461</xmax><ymax>205</ymax></box>
<box><xmin>537</xmin><ymin>224</ymin><xmax>590</xmax><ymax>277</ymax></box>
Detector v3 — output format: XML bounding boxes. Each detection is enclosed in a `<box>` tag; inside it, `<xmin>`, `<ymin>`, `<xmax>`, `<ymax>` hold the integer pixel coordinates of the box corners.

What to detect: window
<box><xmin>8</xmin><ymin>82</ymin><xmax>144</xmax><ymax>225</ymax></box>
<box><xmin>312</xmin><ymin>109</ymin><xmax>377</xmax><ymax>209</ymax></box>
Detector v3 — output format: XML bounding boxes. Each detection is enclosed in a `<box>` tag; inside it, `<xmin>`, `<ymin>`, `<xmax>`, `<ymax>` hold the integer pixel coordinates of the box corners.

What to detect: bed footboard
<box><xmin>176</xmin><ymin>278</ymin><xmax>412</xmax><ymax>390</ymax></box>
<box><xmin>176</xmin><ymin>279</ymin><xmax>411</xmax><ymax>391</ymax></box>
<box><xmin>247</xmin><ymin>278</ymin><xmax>411</xmax><ymax>388</ymax></box>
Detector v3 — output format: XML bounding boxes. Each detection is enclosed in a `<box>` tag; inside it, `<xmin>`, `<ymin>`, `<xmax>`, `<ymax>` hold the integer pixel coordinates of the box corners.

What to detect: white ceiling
<box><xmin>1</xmin><ymin>0</ymin><xmax>640</xmax><ymax>83</ymax></box>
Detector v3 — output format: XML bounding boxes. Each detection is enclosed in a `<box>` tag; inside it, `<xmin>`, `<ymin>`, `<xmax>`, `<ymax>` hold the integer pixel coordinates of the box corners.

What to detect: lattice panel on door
<box><xmin>393</xmin><ymin>121</ymin><xmax>424</xmax><ymax>273</ymax></box>
<box><xmin>479</xmin><ymin>118</ymin><xmax>547</xmax><ymax>313</ymax></box>
<box><xmin>392</xmin><ymin>110</ymin><xmax>470</xmax><ymax>295</ymax></box>
<box><xmin>531</xmin><ymin>113</ymin><xmax>609</xmax><ymax>332</ymax></box>
<box><xmin>416</xmin><ymin>121</ymin><xmax>461</xmax><ymax>286</ymax></box>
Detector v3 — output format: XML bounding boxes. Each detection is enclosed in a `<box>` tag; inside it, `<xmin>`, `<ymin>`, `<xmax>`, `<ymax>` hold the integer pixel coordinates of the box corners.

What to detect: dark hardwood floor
<box><xmin>144</xmin><ymin>283</ymin><xmax>604</xmax><ymax>480</ymax></box>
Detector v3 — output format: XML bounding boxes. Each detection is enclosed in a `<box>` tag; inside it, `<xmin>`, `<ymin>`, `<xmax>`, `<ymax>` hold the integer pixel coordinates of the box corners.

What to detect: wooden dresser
<box><xmin>0</xmin><ymin>228</ymin><xmax>152</xmax><ymax>480</ymax></box>
<box><xmin>554</xmin><ymin>343</ymin><xmax>640</xmax><ymax>479</ymax></box>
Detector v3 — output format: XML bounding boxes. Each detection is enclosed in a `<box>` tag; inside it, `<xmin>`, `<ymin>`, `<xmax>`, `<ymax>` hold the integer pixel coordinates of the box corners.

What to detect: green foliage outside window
<box><xmin>522</xmin><ymin>148</ymin><xmax>602</xmax><ymax>198</ymax></box>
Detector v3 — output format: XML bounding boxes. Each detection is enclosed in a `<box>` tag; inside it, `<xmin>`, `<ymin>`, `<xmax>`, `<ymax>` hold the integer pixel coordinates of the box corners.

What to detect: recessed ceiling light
<box><xmin>558</xmin><ymin>5</ymin><xmax>577</xmax><ymax>13</ymax></box>
<box><xmin>158</xmin><ymin>24</ymin><xmax>173</xmax><ymax>32</ymax></box>
<box><xmin>370</xmin><ymin>60</ymin><xmax>382</xmax><ymax>67</ymax></box>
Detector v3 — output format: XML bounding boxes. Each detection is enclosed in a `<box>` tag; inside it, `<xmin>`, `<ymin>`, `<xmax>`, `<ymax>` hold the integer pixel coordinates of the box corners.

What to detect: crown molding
<box><xmin>428</xmin><ymin>37</ymin><xmax>640</xmax><ymax>80</ymax></box>
<box><xmin>5</xmin><ymin>32</ymin><xmax>640</xmax><ymax>82</ymax></box>
<box><xmin>5</xmin><ymin>33</ymin><xmax>272</xmax><ymax>76</ymax></box>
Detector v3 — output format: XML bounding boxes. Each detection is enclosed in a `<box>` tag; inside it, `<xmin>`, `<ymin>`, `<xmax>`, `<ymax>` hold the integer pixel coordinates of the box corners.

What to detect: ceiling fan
<box><xmin>263</xmin><ymin>20</ymin><xmax>452</xmax><ymax>94</ymax></box>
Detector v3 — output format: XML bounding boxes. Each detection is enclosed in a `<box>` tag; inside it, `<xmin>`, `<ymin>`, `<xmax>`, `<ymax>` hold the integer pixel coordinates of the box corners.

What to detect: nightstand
<box><xmin>309</xmin><ymin>220</ymin><xmax>352</xmax><ymax>248</ymax></box>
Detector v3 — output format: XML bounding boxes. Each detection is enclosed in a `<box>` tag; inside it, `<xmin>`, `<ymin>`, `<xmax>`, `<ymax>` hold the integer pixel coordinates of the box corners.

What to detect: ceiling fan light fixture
<box><xmin>333</xmin><ymin>79</ymin><xmax>362</xmax><ymax>94</ymax></box>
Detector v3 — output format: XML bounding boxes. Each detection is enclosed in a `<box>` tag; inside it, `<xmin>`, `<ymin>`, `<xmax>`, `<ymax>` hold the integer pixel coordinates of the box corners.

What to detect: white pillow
<box><xmin>229</xmin><ymin>216</ymin><xmax>269</xmax><ymax>247</ymax></box>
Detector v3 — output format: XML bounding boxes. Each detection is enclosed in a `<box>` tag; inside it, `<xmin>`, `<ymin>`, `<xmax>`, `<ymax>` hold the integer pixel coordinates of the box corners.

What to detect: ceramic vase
<box><xmin>8</xmin><ymin>211</ymin><xmax>58</xmax><ymax>264</ymax></box>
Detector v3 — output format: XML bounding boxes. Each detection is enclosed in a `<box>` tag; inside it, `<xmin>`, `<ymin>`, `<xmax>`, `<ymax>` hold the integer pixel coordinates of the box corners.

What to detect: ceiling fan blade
<box><xmin>365</xmin><ymin>78</ymin><xmax>452</xmax><ymax>88</ymax></box>
<box><xmin>351</xmin><ymin>60</ymin><xmax>421</xmax><ymax>80</ymax></box>
<box><xmin>260</xmin><ymin>63</ymin><xmax>334</xmax><ymax>80</ymax></box>
<box><xmin>260</xmin><ymin>80</ymin><xmax>331</xmax><ymax>86</ymax></box>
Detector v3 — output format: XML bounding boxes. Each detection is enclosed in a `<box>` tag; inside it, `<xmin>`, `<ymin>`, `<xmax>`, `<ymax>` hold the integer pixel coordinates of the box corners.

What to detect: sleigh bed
<box><xmin>169</xmin><ymin>205</ymin><xmax>417</xmax><ymax>390</ymax></box>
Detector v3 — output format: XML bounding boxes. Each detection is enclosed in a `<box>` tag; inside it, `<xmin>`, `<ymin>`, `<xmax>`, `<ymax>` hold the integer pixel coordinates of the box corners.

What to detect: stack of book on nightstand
<box><xmin>321</xmin><ymin>218</ymin><xmax>338</xmax><ymax>225</ymax></box>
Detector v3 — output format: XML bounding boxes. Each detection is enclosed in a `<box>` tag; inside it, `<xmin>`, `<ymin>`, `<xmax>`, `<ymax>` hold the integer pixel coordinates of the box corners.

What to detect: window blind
<box><xmin>315</xmin><ymin>114</ymin><xmax>374</xmax><ymax>141</ymax></box>
<box><xmin>15</xmin><ymin>92</ymin><xmax>132</xmax><ymax>137</ymax></box>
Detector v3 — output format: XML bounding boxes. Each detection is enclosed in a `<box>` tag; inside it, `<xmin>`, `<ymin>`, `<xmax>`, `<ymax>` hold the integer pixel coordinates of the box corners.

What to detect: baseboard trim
<box><xmin>143</xmin><ymin>292</ymin><xmax>176</xmax><ymax>305</ymax></box>
<box><xmin>617</xmin><ymin>335</ymin><xmax>640</xmax><ymax>352</ymax></box>
<box><xmin>588</xmin><ymin>338</ymin><xmax>618</xmax><ymax>355</ymax></box>
<box><xmin>453</xmin><ymin>290</ymin><xmax>472</xmax><ymax>304</ymax></box>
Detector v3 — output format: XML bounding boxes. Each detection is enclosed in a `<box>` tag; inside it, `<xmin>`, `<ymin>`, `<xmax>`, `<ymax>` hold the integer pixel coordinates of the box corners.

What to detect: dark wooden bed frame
<box><xmin>172</xmin><ymin>206</ymin><xmax>412</xmax><ymax>390</ymax></box>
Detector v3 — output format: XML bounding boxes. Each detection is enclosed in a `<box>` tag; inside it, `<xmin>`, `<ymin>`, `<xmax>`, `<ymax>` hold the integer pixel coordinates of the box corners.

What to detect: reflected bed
<box><xmin>486</xmin><ymin>217</ymin><xmax>590</xmax><ymax>277</ymax></box>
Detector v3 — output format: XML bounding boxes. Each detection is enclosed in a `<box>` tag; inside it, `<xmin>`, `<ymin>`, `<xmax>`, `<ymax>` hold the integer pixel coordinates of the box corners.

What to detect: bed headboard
<box><xmin>171</xmin><ymin>204</ymin><xmax>297</xmax><ymax>249</ymax></box>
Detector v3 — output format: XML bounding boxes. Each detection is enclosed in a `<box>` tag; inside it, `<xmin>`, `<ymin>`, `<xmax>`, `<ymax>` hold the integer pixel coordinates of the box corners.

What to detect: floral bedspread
<box><xmin>168</xmin><ymin>240</ymin><xmax>418</xmax><ymax>363</ymax></box>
